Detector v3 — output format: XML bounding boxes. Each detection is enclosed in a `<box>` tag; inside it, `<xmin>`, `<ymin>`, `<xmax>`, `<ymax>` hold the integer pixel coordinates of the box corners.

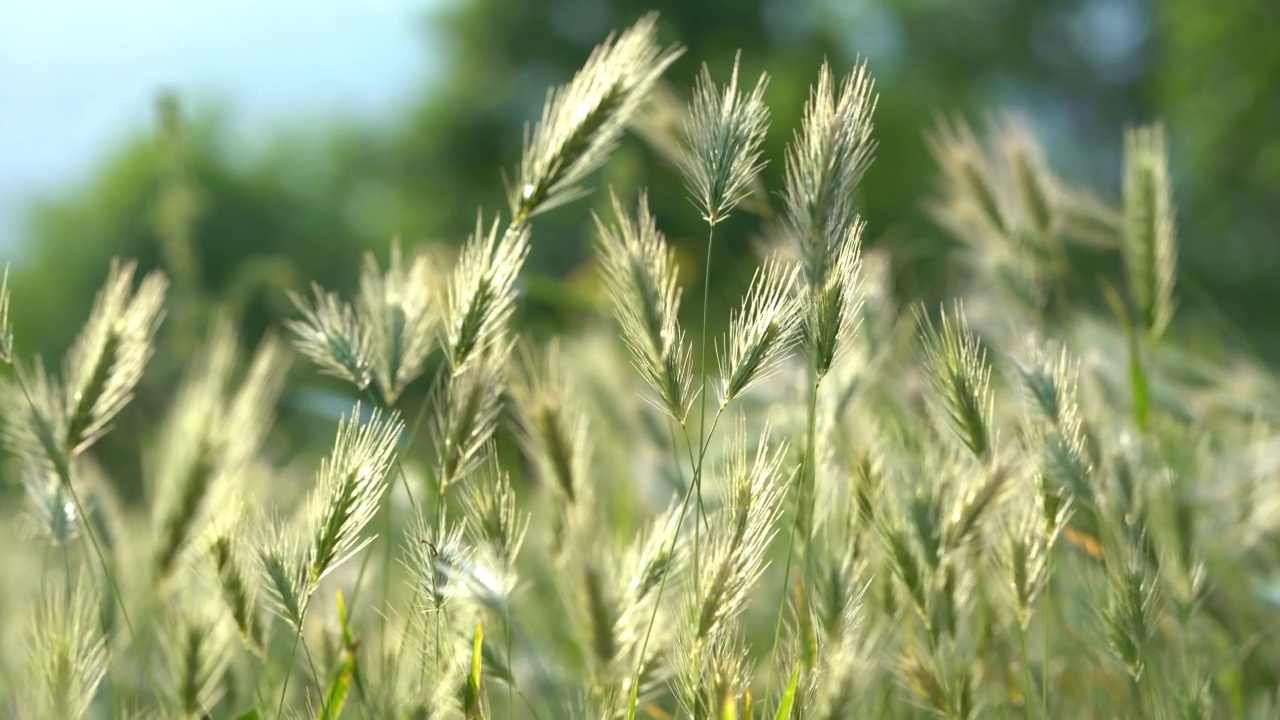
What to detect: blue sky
<box><xmin>0</xmin><ymin>0</ymin><xmax>439</xmax><ymax>251</ymax></box>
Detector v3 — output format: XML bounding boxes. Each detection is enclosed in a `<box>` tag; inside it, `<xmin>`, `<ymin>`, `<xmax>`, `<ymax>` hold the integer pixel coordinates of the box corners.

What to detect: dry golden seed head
<box><xmin>681</xmin><ymin>51</ymin><xmax>771</xmax><ymax>226</ymax></box>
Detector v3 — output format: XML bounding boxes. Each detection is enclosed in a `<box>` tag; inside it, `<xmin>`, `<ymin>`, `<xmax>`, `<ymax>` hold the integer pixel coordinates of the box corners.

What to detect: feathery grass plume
<box><xmin>510</xmin><ymin>342</ymin><xmax>591</xmax><ymax>502</ymax></box>
<box><xmin>209</xmin><ymin>518</ymin><xmax>267</xmax><ymax>656</ymax></box>
<box><xmin>1102</xmin><ymin>547</ymin><xmax>1161</xmax><ymax>684</ymax></box>
<box><xmin>678</xmin><ymin>634</ymin><xmax>750</xmax><ymax>720</ymax></box>
<box><xmin>1000</xmin><ymin>117</ymin><xmax>1058</xmax><ymax>241</ymax></box>
<box><xmin>899</xmin><ymin>641</ymin><xmax>978</xmax><ymax>720</ymax></box>
<box><xmin>3</xmin><ymin>363</ymin><xmax>71</xmax><ymax>478</ymax></box>
<box><xmin>255</xmin><ymin>516</ymin><xmax>308</xmax><ymax>629</ymax></box>
<box><xmin>358</xmin><ymin>239</ymin><xmax>441</xmax><ymax>404</ymax></box>
<box><xmin>22</xmin><ymin>575</ymin><xmax>108</xmax><ymax>720</ymax></box>
<box><xmin>1122</xmin><ymin>123</ymin><xmax>1177</xmax><ymax>341</ymax></box>
<box><xmin>594</xmin><ymin>191</ymin><xmax>695</xmax><ymax>422</ymax></box>
<box><xmin>162</xmin><ymin>606</ymin><xmax>232</xmax><ymax>717</ymax></box>
<box><xmin>287</xmin><ymin>282</ymin><xmax>372</xmax><ymax>389</ymax></box>
<box><xmin>152</xmin><ymin>321</ymin><xmax>289</xmax><ymax>582</ymax></box>
<box><xmin>431</xmin><ymin>356</ymin><xmax>507</xmax><ymax>495</ymax></box>
<box><xmin>62</xmin><ymin>259</ymin><xmax>167</xmax><ymax>456</ymax></box>
<box><xmin>510</xmin><ymin>13</ymin><xmax>682</xmax><ymax>223</ymax></box>
<box><xmin>804</xmin><ymin>220</ymin><xmax>864</xmax><ymax>378</ymax></box>
<box><xmin>19</xmin><ymin>461</ymin><xmax>81</xmax><ymax>545</ymax></box>
<box><xmin>807</xmin><ymin>559</ymin><xmax>868</xmax><ymax>719</ymax></box>
<box><xmin>942</xmin><ymin>459</ymin><xmax>1012</xmax><ymax>551</ymax></box>
<box><xmin>781</xmin><ymin>60</ymin><xmax>877</xmax><ymax>287</ymax></box>
<box><xmin>918</xmin><ymin>304</ymin><xmax>995</xmax><ymax>460</ymax></box>
<box><xmin>680</xmin><ymin>51</ymin><xmax>771</xmax><ymax>226</ymax></box>
<box><xmin>689</xmin><ymin>425</ymin><xmax>788</xmax><ymax>641</ymax></box>
<box><xmin>718</xmin><ymin>259</ymin><xmax>801</xmax><ymax>406</ymax></box>
<box><xmin>306</xmin><ymin>404</ymin><xmax>403</xmax><ymax>585</ymax></box>
<box><xmin>926</xmin><ymin>117</ymin><xmax>1008</xmax><ymax>244</ymax></box>
<box><xmin>998</xmin><ymin>489</ymin><xmax>1070</xmax><ymax>631</ymax></box>
<box><xmin>563</xmin><ymin>500</ymin><xmax>683</xmax><ymax>684</ymax></box>
<box><xmin>406</xmin><ymin>513</ymin><xmax>469</xmax><ymax>609</ymax></box>
<box><xmin>460</xmin><ymin>451</ymin><xmax>529</xmax><ymax>576</ymax></box>
<box><xmin>443</xmin><ymin>218</ymin><xmax>529</xmax><ymax>375</ymax></box>
<box><xmin>0</xmin><ymin>264</ymin><xmax>12</xmax><ymax>364</ymax></box>
<box><xmin>1013</xmin><ymin>339</ymin><xmax>1082</xmax><ymax>434</ymax></box>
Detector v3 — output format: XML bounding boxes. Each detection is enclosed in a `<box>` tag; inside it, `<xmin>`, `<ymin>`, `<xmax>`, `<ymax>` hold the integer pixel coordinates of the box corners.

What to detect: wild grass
<box><xmin>3</xmin><ymin>12</ymin><xmax>1280</xmax><ymax>720</ymax></box>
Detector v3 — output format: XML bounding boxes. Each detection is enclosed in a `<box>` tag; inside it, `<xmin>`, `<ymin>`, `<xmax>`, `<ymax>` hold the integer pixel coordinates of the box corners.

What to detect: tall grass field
<box><xmin>2</xmin><ymin>13</ymin><xmax>1278</xmax><ymax>719</ymax></box>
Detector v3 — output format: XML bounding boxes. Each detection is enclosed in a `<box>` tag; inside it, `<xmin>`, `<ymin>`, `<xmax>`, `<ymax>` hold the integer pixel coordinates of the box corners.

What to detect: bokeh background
<box><xmin>2</xmin><ymin>0</ymin><xmax>1277</xmax><ymax>490</ymax></box>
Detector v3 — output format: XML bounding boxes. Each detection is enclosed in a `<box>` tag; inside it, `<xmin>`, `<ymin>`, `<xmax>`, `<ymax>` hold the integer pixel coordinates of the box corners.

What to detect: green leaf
<box><xmin>319</xmin><ymin>590</ymin><xmax>358</xmax><ymax>720</ymax></box>
<box><xmin>237</xmin><ymin>712</ymin><xmax>261</xmax><ymax>720</ymax></box>
<box><xmin>464</xmin><ymin>620</ymin><xmax>485</xmax><ymax>720</ymax></box>
<box><xmin>774</xmin><ymin>666</ymin><xmax>801</xmax><ymax>720</ymax></box>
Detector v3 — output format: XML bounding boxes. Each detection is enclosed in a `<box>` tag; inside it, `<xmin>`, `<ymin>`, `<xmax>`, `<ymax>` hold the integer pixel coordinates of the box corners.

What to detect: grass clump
<box><xmin>3</xmin><ymin>13</ymin><xmax>1279</xmax><ymax>720</ymax></box>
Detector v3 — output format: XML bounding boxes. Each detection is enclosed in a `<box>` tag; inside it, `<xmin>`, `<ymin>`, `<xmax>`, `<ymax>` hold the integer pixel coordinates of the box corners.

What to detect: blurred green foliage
<box><xmin>8</xmin><ymin>0</ymin><xmax>1280</xmax><ymax>370</ymax></box>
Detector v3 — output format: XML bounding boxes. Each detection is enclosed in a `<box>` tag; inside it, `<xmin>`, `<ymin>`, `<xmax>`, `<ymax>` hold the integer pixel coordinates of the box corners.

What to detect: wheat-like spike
<box><xmin>1122</xmin><ymin>122</ymin><xmax>1177</xmax><ymax>340</ymax></box>
<box><xmin>511</xmin><ymin>13</ymin><xmax>683</xmax><ymax>223</ymax></box>
<box><xmin>443</xmin><ymin>217</ymin><xmax>529</xmax><ymax>375</ymax></box>
<box><xmin>681</xmin><ymin>51</ymin><xmax>771</xmax><ymax>226</ymax></box>
<box><xmin>809</xmin><ymin>552</ymin><xmax>868</xmax><ymax>719</ymax></box>
<box><xmin>1000</xmin><ymin>487</ymin><xmax>1071</xmax><ymax>631</ymax></box>
<box><xmin>0</xmin><ymin>264</ymin><xmax>12</xmax><ymax>364</ymax></box>
<box><xmin>594</xmin><ymin>190</ymin><xmax>695</xmax><ymax>423</ymax></box>
<box><xmin>254</xmin><ymin>515</ymin><xmax>308</xmax><ymax>629</ymax></box>
<box><xmin>360</xmin><ymin>239</ymin><xmax>441</xmax><ymax>403</ymax></box>
<box><xmin>926</xmin><ymin>116</ymin><xmax>1009</xmax><ymax>243</ymax></box>
<box><xmin>918</xmin><ymin>303</ymin><xmax>995</xmax><ymax>460</ymax></box>
<box><xmin>1000</xmin><ymin>116</ymin><xmax>1058</xmax><ymax>240</ymax></box>
<box><xmin>677</xmin><ymin>633</ymin><xmax>750</xmax><ymax>720</ymax></box>
<box><xmin>460</xmin><ymin>450</ymin><xmax>529</xmax><ymax>572</ymax></box>
<box><xmin>1102</xmin><ymin>547</ymin><xmax>1162</xmax><ymax>682</ymax></box>
<box><xmin>803</xmin><ymin>219</ymin><xmax>864</xmax><ymax>378</ymax></box>
<box><xmin>943</xmin><ymin>459</ymin><xmax>1012</xmax><ymax>551</ymax></box>
<box><xmin>3</xmin><ymin>363</ymin><xmax>72</xmax><ymax>481</ymax></box>
<box><xmin>152</xmin><ymin>320</ymin><xmax>290</xmax><ymax>582</ymax></box>
<box><xmin>306</xmin><ymin>403</ymin><xmax>403</xmax><ymax>586</ymax></box>
<box><xmin>210</xmin><ymin>528</ymin><xmax>267</xmax><ymax>657</ymax></box>
<box><xmin>19</xmin><ymin>460</ymin><xmax>81</xmax><ymax>545</ymax></box>
<box><xmin>286</xmin><ymin>282</ymin><xmax>372</xmax><ymax>390</ymax></box>
<box><xmin>22</xmin><ymin>574</ymin><xmax>108</xmax><ymax>720</ymax></box>
<box><xmin>405</xmin><ymin>512</ymin><xmax>470</xmax><ymax>610</ymax></box>
<box><xmin>162</xmin><ymin>605</ymin><xmax>232</xmax><ymax>717</ymax></box>
<box><xmin>690</xmin><ymin>423</ymin><xmax>788</xmax><ymax>642</ymax></box>
<box><xmin>62</xmin><ymin>260</ymin><xmax>167</xmax><ymax>456</ymax></box>
<box><xmin>510</xmin><ymin>341</ymin><xmax>591</xmax><ymax>503</ymax></box>
<box><xmin>782</xmin><ymin>60</ymin><xmax>877</xmax><ymax>288</ymax></box>
<box><xmin>718</xmin><ymin>259</ymin><xmax>801</xmax><ymax>407</ymax></box>
<box><xmin>431</xmin><ymin>355</ymin><xmax>507</xmax><ymax>495</ymax></box>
